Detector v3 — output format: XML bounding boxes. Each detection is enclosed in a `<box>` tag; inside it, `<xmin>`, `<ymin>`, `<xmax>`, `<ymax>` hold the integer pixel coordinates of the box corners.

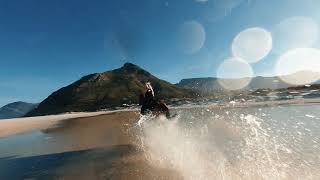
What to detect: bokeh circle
<box><xmin>232</xmin><ymin>27</ymin><xmax>272</xmax><ymax>63</ymax></box>
<box><xmin>272</xmin><ymin>16</ymin><xmax>319</xmax><ymax>54</ymax></box>
<box><xmin>178</xmin><ymin>20</ymin><xmax>206</xmax><ymax>54</ymax></box>
<box><xmin>217</xmin><ymin>57</ymin><xmax>253</xmax><ymax>90</ymax></box>
<box><xmin>276</xmin><ymin>48</ymin><xmax>320</xmax><ymax>85</ymax></box>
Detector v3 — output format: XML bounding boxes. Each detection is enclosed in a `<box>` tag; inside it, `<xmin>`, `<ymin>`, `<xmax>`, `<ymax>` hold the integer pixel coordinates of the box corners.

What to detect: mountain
<box><xmin>0</xmin><ymin>102</ymin><xmax>38</xmax><ymax>119</ymax></box>
<box><xmin>176</xmin><ymin>73</ymin><xmax>320</xmax><ymax>93</ymax></box>
<box><xmin>26</xmin><ymin>63</ymin><xmax>194</xmax><ymax>116</ymax></box>
<box><xmin>176</xmin><ymin>77</ymin><xmax>288</xmax><ymax>92</ymax></box>
<box><xmin>177</xmin><ymin>77</ymin><xmax>221</xmax><ymax>93</ymax></box>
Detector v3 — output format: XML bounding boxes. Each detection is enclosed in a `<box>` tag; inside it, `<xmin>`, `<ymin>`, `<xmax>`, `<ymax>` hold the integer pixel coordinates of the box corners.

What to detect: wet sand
<box><xmin>0</xmin><ymin>111</ymin><xmax>183</xmax><ymax>180</ymax></box>
<box><xmin>0</xmin><ymin>110</ymin><xmax>139</xmax><ymax>138</ymax></box>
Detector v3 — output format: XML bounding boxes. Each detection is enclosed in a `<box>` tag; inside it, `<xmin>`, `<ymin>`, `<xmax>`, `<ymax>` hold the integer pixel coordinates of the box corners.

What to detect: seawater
<box><xmin>136</xmin><ymin>104</ymin><xmax>320</xmax><ymax>180</ymax></box>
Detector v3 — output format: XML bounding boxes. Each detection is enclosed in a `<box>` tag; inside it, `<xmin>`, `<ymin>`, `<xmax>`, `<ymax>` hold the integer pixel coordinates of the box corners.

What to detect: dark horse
<box><xmin>139</xmin><ymin>83</ymin><xmax>170</xmax><ymax>118</ymax></box>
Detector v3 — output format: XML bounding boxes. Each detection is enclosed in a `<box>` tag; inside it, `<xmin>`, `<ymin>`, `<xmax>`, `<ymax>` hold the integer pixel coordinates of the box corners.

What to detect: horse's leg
<box><xmin>159</xmin><ymin>102</ymin><xmax>170</xmax><ymax>118</ymax></box>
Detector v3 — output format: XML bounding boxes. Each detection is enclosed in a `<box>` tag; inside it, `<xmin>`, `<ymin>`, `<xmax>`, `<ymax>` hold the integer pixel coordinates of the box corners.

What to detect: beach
<box><xmin>1</xmin><ymin>103</ymin><xmax>320</xmax><ymax>179</ymax></box>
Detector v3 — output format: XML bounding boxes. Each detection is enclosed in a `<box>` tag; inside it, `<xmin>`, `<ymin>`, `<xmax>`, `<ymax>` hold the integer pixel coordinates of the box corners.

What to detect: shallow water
<box><xmin>136</xmin><ymin>104</ymin><xmax>320</xmax><ymax>180</ymax></box>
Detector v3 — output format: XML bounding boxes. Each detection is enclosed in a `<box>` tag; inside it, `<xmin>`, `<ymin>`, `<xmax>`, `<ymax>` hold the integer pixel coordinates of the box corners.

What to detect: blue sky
<box><xmin>0</xmin><ymin>0</ymin><xmax>320</xmax><ymax>106</ymax></box>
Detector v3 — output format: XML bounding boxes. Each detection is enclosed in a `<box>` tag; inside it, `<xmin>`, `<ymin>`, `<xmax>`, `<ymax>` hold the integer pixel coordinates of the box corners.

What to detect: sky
<box><xmin>1</xmin><ymin>0</ymin><xmax>320</xmax><ymax>106</ymax></box>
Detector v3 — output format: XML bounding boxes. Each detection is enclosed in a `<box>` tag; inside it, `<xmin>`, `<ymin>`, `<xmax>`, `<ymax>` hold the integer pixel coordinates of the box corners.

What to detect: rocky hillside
<box><xmin>0</xmin><ymin>102</ymin><xmax>38</xmax><ymax>119</ymax></box>
<box><xmin>26</xmin><ymin>63</ymin><xmax>194</xmax><ymax>116</ymax></box>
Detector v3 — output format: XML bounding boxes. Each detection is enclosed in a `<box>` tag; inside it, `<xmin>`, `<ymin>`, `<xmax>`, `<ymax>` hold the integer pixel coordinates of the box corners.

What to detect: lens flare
<box><xmin>272</xmin><ymin>16</ymin><xmax>319</xmax><ymax>53</ymax></box>
<box><xmin>178</xmin><ymin>20</ymin><xmax>206</xmax><ymax>54</ymax></box>
<box><xmin>276</xmin><ymin>48</ymin><xmax>320</xmax><ymax>85</ymax></box>
<box><xmin>217</xmin><ymin>57</ymin><xmax>253</xmax><ymax>90</ymax></box>
<box><xmin>232</xmin><ymin>27</ymin><xmax>272</xmax><ymax>63</ymax></box>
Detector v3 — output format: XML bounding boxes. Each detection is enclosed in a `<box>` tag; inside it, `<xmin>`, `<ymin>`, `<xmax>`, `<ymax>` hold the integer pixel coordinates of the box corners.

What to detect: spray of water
<box><xmin>133</xmin><ymin>108</ymin><xmax>319</xmax><ymax>180</ymax></box>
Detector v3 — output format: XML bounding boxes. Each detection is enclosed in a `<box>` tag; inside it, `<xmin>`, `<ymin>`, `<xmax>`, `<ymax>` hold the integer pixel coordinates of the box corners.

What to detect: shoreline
<box><xmin>1</xmin><ymin>98</ymin><xmax>320</xmax><ymax>138</ymax></box>
<box><xmin>172</xmin><ymin>97</ymin><xmax>320</xmax><ymax>110</ymax></box>
<box><xmin>0</xmin><ymin>109</ymin><xmax>137</xmax><ymax>138</ymax></box>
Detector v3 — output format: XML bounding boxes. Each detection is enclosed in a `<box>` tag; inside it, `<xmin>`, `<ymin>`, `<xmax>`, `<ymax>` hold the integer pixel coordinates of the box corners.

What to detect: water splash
<box><xmin>134</xmin><ymin>108</ymin><xmax>320</xmax><ymax>179</ymax></box>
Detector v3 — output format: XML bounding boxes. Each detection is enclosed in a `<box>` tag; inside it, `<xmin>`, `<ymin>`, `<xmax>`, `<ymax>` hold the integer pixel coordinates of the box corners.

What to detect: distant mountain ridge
<box><xmin>26</xmin><ymin>63</ymin><xmax>194</xmax><ymax>116</ymax></box>
<box><xmin>0</xmin><ymin>102</ymin><xmax>38</xmax><ymax>119</ymax></box>
<box><xmin>176</xmin><ymin>73</ymin><xmax>320</xmax><ymax>93</ymax></box>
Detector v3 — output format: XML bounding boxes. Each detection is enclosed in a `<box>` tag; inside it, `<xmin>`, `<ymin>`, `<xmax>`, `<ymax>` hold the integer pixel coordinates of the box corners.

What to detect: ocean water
<box><xmin>136</xmin><ymin>104</ymin><xmax>320</xmax><ymax>180</ymax></box>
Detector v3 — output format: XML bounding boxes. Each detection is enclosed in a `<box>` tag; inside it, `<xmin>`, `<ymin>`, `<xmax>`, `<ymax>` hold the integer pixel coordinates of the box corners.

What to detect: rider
<box><xmin>139</xmin><ymin>82</ymin><xmax>170</xmax><ymax>117</ymax></box>
<box><xmin>140</xmin><ymin>82</ymin><xmax>156</xmax><ymax>115</ymax></box>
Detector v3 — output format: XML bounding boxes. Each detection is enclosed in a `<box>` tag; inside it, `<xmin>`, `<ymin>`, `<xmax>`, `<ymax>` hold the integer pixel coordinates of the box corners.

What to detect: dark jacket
<box><xmin>140</xmin><ymin>89</ymin><xmax>156</xmax><ymax>114</ymax></box>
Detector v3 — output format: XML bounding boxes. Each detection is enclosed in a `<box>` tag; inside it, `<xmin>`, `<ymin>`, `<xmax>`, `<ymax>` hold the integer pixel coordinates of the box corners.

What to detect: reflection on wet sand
<box><xmin>0</xmin><ymin>111</ymin><xmax>139</xmax><ymax>157</ymax></box>
<box><xmin>0</xmin><ymin>145</ymin><xmax>182</xmax><ymax>180</ymax></box>
<box><xmin>0</xmin><ymin>111</ymin><xmax>183</xmax><ymax>179</ymax></box>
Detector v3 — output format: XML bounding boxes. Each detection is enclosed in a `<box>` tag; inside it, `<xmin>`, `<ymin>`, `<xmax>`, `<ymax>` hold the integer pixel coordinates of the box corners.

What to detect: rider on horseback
<box><xmin>139</xmin><ymin>82</ymin><xmax>170</xmax><ymax>118</ymax></box>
